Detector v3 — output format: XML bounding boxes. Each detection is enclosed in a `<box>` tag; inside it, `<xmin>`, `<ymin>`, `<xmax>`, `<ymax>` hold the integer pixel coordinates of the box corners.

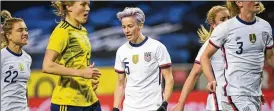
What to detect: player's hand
<box><xmin>112</xmin><ymin>107</ymin><xmax>120</xmax><ymax>111</ymax></box>
<box><xmin>92</xmin><ymin>79</ymin><xmax>99</xmax><ymax>91</ymax></box>
<box><xmin>172</xmin><ymin>103</ymin><xmax>184</xmax><ymax>111</ymax></box>
<box><xmin>80</xmin><ymin>62</ymin><xmax>101</xmax><ymax>79</ymax></box>
<box><xmin>156</xmin><ymin>101</ymin><xmax>168</xmax><ymax>111</ymax></box>
<box><xmin>206</xmin><ymin>81</ymin><xmax>216</xmax><ymax>93</ymax></box>
<box><xmin>261</xmin><ymin>94</ymin><xmax>266</xmax><ymax>105</ymax></box>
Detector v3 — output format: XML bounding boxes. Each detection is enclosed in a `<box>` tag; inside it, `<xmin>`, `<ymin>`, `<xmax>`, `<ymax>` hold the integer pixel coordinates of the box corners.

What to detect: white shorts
<box><xmin>221</xmin><ymin>96</ymin><xmax>260</xmax><ymax>111</ymax></box>
<box><xmin>206</xmin><ymin>92</ymin><xmax>223</xmax><ymax>111</ymax></box>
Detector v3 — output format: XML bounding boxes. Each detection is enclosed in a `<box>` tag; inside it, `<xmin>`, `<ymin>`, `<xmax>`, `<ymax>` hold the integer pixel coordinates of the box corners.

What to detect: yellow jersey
<box><xmin>46</xmin><ymin>20</ymin><xmax>98</xmax><ymax>106</ymax></box>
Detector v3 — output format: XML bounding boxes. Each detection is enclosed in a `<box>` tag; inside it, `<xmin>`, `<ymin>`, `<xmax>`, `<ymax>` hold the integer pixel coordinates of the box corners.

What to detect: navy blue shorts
<box><xmin>51</xmin><ymin>101</ymin><xmax>102</xmax><ymax>111</ymax></box>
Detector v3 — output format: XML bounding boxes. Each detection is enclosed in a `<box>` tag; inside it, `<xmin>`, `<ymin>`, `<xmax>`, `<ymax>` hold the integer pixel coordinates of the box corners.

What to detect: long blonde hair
<box><xmin>51</xmin><ymin>1</ymin><xmax>75</xmax><ymax>19</ymax></box>
<box><xmin>1</xmin><ymin>10</ymin><xmax>24</xmax><ymax>49</ymax></box>
<box><xmin>197</xmin><ymin>5</ymin><xmax>228</xmax><ymax>43</ymax></box>
<box><xmin>226</xmin><ymin>1</ymin><xmax>265</xmax><ymax>17</ymax></box>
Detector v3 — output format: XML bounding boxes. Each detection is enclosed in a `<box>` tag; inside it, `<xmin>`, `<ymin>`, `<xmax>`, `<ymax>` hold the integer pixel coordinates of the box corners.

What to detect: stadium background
<box><xmin>1</xmin><ymin>1</ymin><xmax>274</xmax><ymax>111</ymax></box>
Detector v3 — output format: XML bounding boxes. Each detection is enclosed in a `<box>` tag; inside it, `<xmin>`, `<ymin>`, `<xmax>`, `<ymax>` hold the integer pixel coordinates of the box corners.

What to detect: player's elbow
<box><xmin>42</xmin><ymin>61</ymin><xmax>53</xmax><ymax>73</ymax></box>
<box><xmin>200</xmin><ymin>54</ymin><xmax>209</xmax><ymax>65</ymax></box>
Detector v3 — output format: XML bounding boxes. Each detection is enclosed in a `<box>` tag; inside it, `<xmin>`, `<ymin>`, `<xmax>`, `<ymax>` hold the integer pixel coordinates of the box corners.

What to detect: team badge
<box><xmin>144</xmin><ymin>52</ymin><xmax>152</xmax><ymax>62</ymax></box>
<box><xmin>262</xmin><ymin>31</ymin><xmax>271</xmax><ymax>43</ymax></box>
<box><xmin>132</xmin><ymin>54</ymin><xmax>139</xmax><ymax>64</ymax></box>
<box><xmin>249</xmin><ymin>33</ymin><xmax>256</xmax><ymax>43</ymax></box>
<box><xmin>19</xmin><ymin>63</ymin><xmax>24</xmax><ymax>71</ymax></box>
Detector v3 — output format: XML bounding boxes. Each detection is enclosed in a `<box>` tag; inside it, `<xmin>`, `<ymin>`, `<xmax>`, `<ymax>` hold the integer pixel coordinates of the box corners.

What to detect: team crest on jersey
<box><xmin>262</xmin><ymin>31</ymin><xmax>271</xmax><ymax>42</ymax></box>
<box><xmin>19</xmin><ymin>63</ymin><xmax>24</xmax><ymax>71</ymax></box>
<box><xmin>249</xmin><ymin>33</ymin><xmax>256</xmax><ymax>43</ymax></box>
<box><xmin>132</xmin><ymin>54</ymin><xmax>139</xmax><ymax>64</ymax></box>
<box><xmin>144</xmin><ymin>52</ymin><xmax>152</xmax><ymax>62</ymax></box>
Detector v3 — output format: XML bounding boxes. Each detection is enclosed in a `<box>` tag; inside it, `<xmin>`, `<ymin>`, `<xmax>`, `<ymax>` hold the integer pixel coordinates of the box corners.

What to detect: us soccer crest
<box><xmin>132</xmin><ymin>54</ymin><xmax>139</xmax><ymax>64</ymax></box>
<box><xmin>144</xmin><ymin>52</ymin><xmax>152</xmax><ymax>62</ymax></box>
<box><xmin>262</xmin><ymin>31</ymin><xmax>271</xmax><ymax>42</ymax></box>
<box><xmin>249</xmin><ymin>33</ymin><xmax>256</xmax><ymax>43</ymax></box>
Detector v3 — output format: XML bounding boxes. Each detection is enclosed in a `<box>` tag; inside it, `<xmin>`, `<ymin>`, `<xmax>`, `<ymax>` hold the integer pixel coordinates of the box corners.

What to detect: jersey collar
<box><xmin>63</xmin><ymin>20</ymin><xmax>82</xmax><ymax>30</ymax></box>
<box><xmin>6</xmin><ymin>47</ymin><xmax>22</xmax><ymax>57</ymax></box>
<box><xmin>236</xmin><ymin>15</ymin><xmax>256</xmax><ymax>25</ymax></box>
<box><xmin>129</xmin><ymin>36</ymin><xmax>148</xmax><ymax>47</ymax></box>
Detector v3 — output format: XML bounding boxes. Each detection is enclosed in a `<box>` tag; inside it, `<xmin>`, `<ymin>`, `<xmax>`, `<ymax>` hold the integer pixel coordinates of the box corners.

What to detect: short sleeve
<box><xmin>114</xmin><ymin>49</ymin><xmax>125</xmax><ymax>74</ymax></box>
<box><xmin>209</xmin><ymin>23</ymin><xmax>227</xmax><ymax>49</ymax></box>
<box><xmin>156</xmin><ymin>43</ymin><xmax>172</xmax><ymax>69</ymax></box>
<box><xmin>265</xmin><ymin>25</ymin><xmax>273</xmax><ymax>49</ymax></box>
<box><xmin>195</xmin><ymin>40</ymin><xmax>209</xmax><ymax>64</ymax></box>
<box><xmin>46</xmin><ymin>28</ymin><xmax>69</xmax><ymax>53</ymax></box>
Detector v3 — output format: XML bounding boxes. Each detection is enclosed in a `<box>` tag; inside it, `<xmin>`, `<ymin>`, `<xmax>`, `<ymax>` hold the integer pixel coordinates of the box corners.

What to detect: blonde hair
<box><xmin>1</xmin><ymin>10</ymin><xmax>24</xmax><ymax>49</ymax></box>
<box><xmin>226</xmin><ymin>1</ymin><xmax>265</xmax><ymax>17</ymax></box>
<box><xmin>197</xmin><ymin>5</ymin><xmax>228</xmax><ymax>43</ymax></box>
<box><xmin>51</xmin><ymin>1</ymin><xmax>75</xmax><ymax>18</ymax></box>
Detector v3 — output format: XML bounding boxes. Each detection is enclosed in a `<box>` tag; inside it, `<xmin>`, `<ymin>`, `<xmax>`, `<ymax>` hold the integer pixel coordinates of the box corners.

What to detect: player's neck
<box><xmin>65</xmin><ymin>16</ymin><xmax>81</xmax><ymax>29</ymax></box>
<box><xmin>238</xmin><ymin>11</ymin><xmax>256</xmax><ymax>23</ymax></box>
<box><xmin>7</xmin><ymin>44</ymin><xmax>22</xmax><ymax>55</ymax></box>
<box><xmin>131</xmin><ymin>34</ymin><xmax>146</xmax><ymax>44</ymax></box>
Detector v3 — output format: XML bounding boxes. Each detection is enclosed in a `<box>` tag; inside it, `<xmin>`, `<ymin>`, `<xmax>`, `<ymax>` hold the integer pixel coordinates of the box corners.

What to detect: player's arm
<box><xmin>265</xmin><ymin>26</ymin><xmax>274</xmax><ymax>68</ymax></box>
<box><xmin>156</xmin><ymin>44</ymin><xmax>174</xmax><ymax>111</ymax></box>
<box><xmin>42</xmin><ymin>29</ymin><xmax>100</xmax><ymax>78</ymax></box>
<box><xmin>162</xmin><ymin>66</ymin><xmax>174</xmax><ymax>102</ymax></box>
<box><xmin>200</xmin><ymin>24</ymin><xmax>226</xmax><ymax>92</ymax></box>
<box><xmin>265</xmin><ymin>47</ymin><xmax>274</xmax><ymax>68</ymax></box>
<box><xmin>200</xmin><ymin>43</ymin><xmax>218</xmax><ymax>84</ymax></box>
<box><xmin>113</xmin><ymin>50</ymin><xmax>126</xmax><ymax>111</ymax></box>
<box><xmin>113</xmin><ymin>73</ymin><xmax>126</xmax><ymax>110</ymax></box>
<box><xmin>175</xmin><ymin>63</ymin><xmax>202</xmax><ymax>110</ymax></box>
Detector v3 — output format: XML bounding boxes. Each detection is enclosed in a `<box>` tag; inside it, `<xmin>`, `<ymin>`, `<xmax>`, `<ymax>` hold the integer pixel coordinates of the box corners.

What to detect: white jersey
<box><xmin>195</xmin><ymin>39</ymin><xmax>225</xmax><ymax>110</ymax></box>
<box><xmin>1</xmin><ymin>47</ymin><xmax>32</xmax><ymax>111</ymax></box>
<box><xmin>209</xmin><ymin>16</ymin><xmax>274</xmax><ymax>96</ymax></box>
<box><xmin>114</xmin><ymin>37</ymin><xmax>171</xmax><ymax>111</ymax></box>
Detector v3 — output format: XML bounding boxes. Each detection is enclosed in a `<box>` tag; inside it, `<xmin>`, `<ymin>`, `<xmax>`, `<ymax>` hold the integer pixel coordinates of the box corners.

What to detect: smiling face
<box><xmin>6</xmin><ymin>21</ymin><xmax>28</xmax><ymax>46</ymax></box>
<box><xmin>121</xmin><ymin>16</ymin><xmax>142</xmax><ymax>42</ymax></box>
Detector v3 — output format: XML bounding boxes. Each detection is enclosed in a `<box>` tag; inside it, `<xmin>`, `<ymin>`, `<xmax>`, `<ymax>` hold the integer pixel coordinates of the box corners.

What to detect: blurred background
<box><xmin>1</xmin><ymin>1</ymin><xmax>274</xmax><ymax>111</ymax></box>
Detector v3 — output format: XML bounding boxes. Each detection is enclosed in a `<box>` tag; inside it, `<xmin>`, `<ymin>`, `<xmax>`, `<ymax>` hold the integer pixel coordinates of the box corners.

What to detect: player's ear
<box><xmin>138</xmin><ymin>23</ymin><xmax>144</xmax><ymax>29</ymax></box>
<box><xmin>66</xmin><ymin>5</ymin><xmax>73</xmax><ymax>12</ymax></box>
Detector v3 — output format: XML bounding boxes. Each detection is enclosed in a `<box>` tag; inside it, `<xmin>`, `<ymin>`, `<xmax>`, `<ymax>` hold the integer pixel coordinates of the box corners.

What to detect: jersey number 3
<box><xmin>4</xmin><ymin>70</ymin><xmax>18</xmax><ymax>83</ymax></box>
<box><xmin>236</xmin><ymin>42</ymin><xmax>243</xmax><ymax>54</ymax></box>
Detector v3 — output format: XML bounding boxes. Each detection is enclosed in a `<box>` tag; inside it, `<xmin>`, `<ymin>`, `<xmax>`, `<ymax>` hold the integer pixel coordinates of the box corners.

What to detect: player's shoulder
<box><xmin>22</xmin><ymin>50</ymin><xmax>32</xmax><ymax>61</ymax></box>
<box><xmin>52</xmin><ymin>21</ymin><xmax>70</xmax><ymax>33</ymax></box>
<box><xmin>1</xmin><ymin>47</ymin><xmax>8</xmax><ymax>57</ymax></box>
<box><xmin>147</xmin><ymin>37</ymin><xmax>165</xmax><ymax>48</ymax></box>
<box><xmin>256</xmin><ymin>16</ymin><xmax>271</xmax><ymax>27</ymax></box>
<box><xmin>116</xmin><ymin>42</ymin><xmax>129</xmax><ymax>54</ymax></box>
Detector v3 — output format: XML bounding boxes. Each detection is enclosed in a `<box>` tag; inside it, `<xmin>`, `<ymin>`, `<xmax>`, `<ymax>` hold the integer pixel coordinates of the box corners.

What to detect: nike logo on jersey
<box><xmin>122</xmin><ymin>57</ymin><xmax>128</xmax><ymax>62</ymax></box>
<box><xmin>9</xmin><ymin>66</ymin><xmax>14</xmax><ymax>69</ymax></box>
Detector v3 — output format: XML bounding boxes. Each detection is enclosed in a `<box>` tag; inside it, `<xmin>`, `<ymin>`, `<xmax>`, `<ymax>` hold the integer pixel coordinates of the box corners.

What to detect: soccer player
<box><xmin>42</xmin><ymin>1</ymin><xmax>102</xmax><ymax>111</ymax></box>
<box><xmin>113</xmin><ymin>7</ymin><xmax>174</xmax><ymax>111</ymax></box>
<box><xmin>173</xmin><ymin>5</ymin><xmax>230</xmax><ymax>111</ymax></box>
<box><xmin>201</xmin><ymin>1</ymin><xmax>273</xmax><ymax>111</ymax></box>
<box><xmin>1</xmin><ymin>10</ymin><xmax>31</xmax><ymax>111</ymax></box>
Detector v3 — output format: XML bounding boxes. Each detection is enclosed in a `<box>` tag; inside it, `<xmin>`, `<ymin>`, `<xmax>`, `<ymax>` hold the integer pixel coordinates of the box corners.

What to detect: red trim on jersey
<box><xmin>115</xmin><ymin>69</ymin><xmax>125</xmax><ymax>74</ymax></box>
<box><xmin>228</xmin><ymin>96</ymin><xmax>239</xmax><ymax>111</ymax></box>
<box><xmin>209</xmin><ymin>40</ymin><xmax>220</xmax><ymax>49</ymax></box>
<box><xmin>266</xmin><ymin>44</ymin><xmax>274</xmax><ymax>49</ymax></box>
<box><xmin>159</xmin><ymin>63</ymin><xmax>172</xmax><ymax>69</ymax></box>
<box><xmin>221</xmin><ymin>46</ymin><xmax>228</xmax><ymax>69</ymax></box>
<box><xmin>212</xmin><ymin>93</ymin><xmax>219</xmax><ymax>110</ymax></box>
<box><xmin>224</xmin><ymin>82</ymin><xmax>228</xmax><ymax>96</ymax></box>
<box><xmin>194</xmin><ymin>60</ymin><xmax>200</xmax><ymax>64</ymax></box>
